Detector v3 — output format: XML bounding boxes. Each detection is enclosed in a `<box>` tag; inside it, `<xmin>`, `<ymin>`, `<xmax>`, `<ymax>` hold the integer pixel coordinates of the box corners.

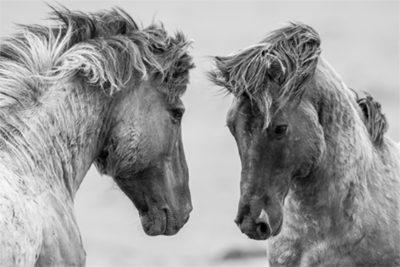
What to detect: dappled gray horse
<box><xmin>209</xmin><ymin>23</ymin><xmax>400</xmax><ymax>266</ymax></box>
<box><xmin>0</xmin><ymin>7</ymin><xmax>193</xmax><ymax>266</ymax></box>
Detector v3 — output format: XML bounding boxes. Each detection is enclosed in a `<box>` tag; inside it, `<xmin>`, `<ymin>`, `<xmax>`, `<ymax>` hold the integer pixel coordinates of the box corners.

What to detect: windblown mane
<box><xmin>355</xmin><ymin>92</ymin><xmax>388</xmax><ymax>147</ymax></box>
<box><xmin>0</xmin><ymin>5</ymin><xmax>194</xmax><ymax>110</ymax></box>
<box><xmin>208</xmin><ymin>22</ymin><xmax>321</xmax><ymax>125</ymax></box>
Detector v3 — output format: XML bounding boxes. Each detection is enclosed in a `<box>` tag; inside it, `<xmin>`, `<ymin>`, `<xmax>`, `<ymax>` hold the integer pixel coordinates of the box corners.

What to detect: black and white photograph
<box><xmin>0</xmin><ymin>1</ymin><xmax>399</xmax><ymax>266</ymax></box>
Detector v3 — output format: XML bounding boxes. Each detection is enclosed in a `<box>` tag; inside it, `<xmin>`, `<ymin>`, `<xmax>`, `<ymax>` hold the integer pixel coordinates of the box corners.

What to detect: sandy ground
<box><xmin>1</xmin><ymin>1</ymin><xmax>399</xmax><ymax>266</ymax></box>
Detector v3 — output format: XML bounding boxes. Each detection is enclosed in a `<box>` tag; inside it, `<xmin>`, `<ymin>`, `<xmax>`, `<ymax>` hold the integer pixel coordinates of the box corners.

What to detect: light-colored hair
<box><xmin>208</xmin><ymin>22</ymin><xmax>321</xmax><ymax>126</ymax></box>
<box><xmin>0</xmin><ymin>6</ymin><xmax>194</xmax><ymax>178</ymax></box>
<box><xmin>0</xmin><ymin>5</ymin><xmax>194</xmax><ymax>111</ymax></box>
<box><xmin>208</xmin><ymin>22</ymin><xmax>389</xmax><ymax>147</ymax></box>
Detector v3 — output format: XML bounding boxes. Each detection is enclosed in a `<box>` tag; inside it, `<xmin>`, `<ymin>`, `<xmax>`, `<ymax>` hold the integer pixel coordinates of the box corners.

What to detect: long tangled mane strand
<box><xmin>208</xmin><ymin>22</ymin><xmax>321</xmax><ymax>126</ymax></box>
<box><xmin>355</xmin><ymin>91</ymin><xmax>388</xmax><ymax>147</ymax></box>
<box><xmin>0</xmin><ymin>6</ymin><xmax>194</xmax><ymax>178</ymax></box>
<box><xmin>0</xmin><ymin>5</ymin><xmax>194</xmax><ymax>110</ymax></box>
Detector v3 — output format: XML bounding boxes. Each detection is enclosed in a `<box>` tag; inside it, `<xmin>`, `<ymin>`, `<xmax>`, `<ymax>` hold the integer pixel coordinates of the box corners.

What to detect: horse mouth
<box><xmin>163</xmin><ymin>208</ymin><xmax>178</xmax><ymax>235</ymax></box>
<box><xmin>139</xmin><ymin>208</ymin><xmax>179</xmax><ymax>236</ymax></box>
<box><xmin>272</xmin><ymin>217</ymin><xmax>283</xmax><ymax>237</ymax></box>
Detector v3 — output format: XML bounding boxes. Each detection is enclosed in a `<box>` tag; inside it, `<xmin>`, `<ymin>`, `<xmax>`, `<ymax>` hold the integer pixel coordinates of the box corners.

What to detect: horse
<box><xmin>0</xmin><ymin>6</ymin><xmax>194</xmax><ymax>266</ymax></box>
<box><xmin>208</xmin><ymin>22</ymin><xmax>400</xmax><ymax>266</ymax></box>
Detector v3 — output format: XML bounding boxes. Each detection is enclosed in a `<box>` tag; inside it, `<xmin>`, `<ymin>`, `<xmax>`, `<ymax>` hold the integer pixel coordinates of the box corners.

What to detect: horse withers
<box><xmin>209</xmin><ymin>23</ymin><xmax>400</xmax><ymax>266</ymax></box>
<box><xmin>0</xmin><ymin>7</ymin><xmax>194</xmax><ymax>266</ymax></box>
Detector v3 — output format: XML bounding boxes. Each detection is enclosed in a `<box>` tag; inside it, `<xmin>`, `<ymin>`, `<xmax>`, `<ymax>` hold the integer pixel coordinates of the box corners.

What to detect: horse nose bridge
<box><xmin>240</xmin><ymin>159</ymin><xmax>272</xmax><ymax>197</ymax></box>
<box><xmin>239</xmin><ymin>174</ymin><xmax>275</xmax><ymax>205</ymax></box>
<box><xmin>240</xmin><ymin>163</ymin><xmax>283</xmax><ymax>199</ymax></box>
<box><xmin>164</xmin><ymin>148</ymin><xmax>188</xmax><ymax>183</ymax></box>
<box><xmin>156</xmin><ymin>156</ymin><xmax>191</xmax><ymax>216</ymax></box>
<box><xmin>236</xmin><ymin>194</ymin><xmax>265</xmax><ymax>221</ymax></box>
<box><xmin>176</xmin><ymin>137</ymin><xmax>189</xmax><ymax>175</ymax></box>
<box><xmin>236</xmin><ymin>185</ymin><xmax>282</xmax><ymax>223</ymax></box>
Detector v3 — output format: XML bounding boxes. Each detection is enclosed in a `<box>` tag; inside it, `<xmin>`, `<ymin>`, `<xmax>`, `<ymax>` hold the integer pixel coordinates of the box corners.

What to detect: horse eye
<box><xmin>170</xmin><ymin>108</ymin><xmax>184</xmax><ymax>123</ymax></box>
<box><xmin>274</xmin><ymin>125</ymin><xmax>288</xmax><ymax>137</ymax></box>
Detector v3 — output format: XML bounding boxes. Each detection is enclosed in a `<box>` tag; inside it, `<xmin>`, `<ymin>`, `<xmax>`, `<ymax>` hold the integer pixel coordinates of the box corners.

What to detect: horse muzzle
<box><xmin>140</xmin><ymin>206</ymin><xmax>191</xmax><ymax>236</ymax></box>
<box><xmin>235</xmin><ymin>208</ymin><xmax>283</xmax><ymax>240</ymax></box>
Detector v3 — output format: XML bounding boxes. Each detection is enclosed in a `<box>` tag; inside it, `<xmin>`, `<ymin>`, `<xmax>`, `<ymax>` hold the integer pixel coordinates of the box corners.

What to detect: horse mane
<box><xmin>208</xmin><ymin>22</ymin><xmax>321</xmax><ymax>126</ymax></box>
<box><xmin>354</xmin><ymin>91</ymin><xmax>388</xmax><ymax>147</ymax></box>
<box><xmin>0</xmin><ymin>5</ymin><xmax>194</xmax><ymax>110</ymax></box>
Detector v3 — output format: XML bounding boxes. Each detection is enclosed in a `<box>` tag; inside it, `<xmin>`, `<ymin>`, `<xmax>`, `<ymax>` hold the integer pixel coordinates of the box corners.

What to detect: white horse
<box><xmin>0</xmin><ymin>6</ymin><xmax>194</xmax><ymax>266</ymax></box>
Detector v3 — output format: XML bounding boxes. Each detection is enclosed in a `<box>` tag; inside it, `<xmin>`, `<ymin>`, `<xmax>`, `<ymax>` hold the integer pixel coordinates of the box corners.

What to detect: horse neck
<box><xmin>291</xmin><ymin>59</ymin><xmax>374</xmax><ymax>223</ymax></box>
<box><xmin>0</xmin><ymin>81</ymin><xmax>111</xmax><ymax>200</ymax></box>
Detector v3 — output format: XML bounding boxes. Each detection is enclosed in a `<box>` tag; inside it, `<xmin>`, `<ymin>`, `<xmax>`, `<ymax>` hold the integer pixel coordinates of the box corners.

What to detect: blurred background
<box><xmin>1</xmin><ymin>1</ymin><xmax>399</xmax><ymax>266</ymax></box>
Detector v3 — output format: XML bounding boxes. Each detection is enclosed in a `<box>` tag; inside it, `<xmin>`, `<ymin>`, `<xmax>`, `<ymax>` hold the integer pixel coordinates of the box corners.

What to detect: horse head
<box><xmin>84</xmin><ymin>11</ymin><xmax>196</xmax><ymax>236</ymax></box>
<box><xmin>209</xmin><ymin>23</ymin><xmax>325</xmax><ymax>240</ymax></box>
<box><xmin>95</xmin><ymin>79</ymin><xmax>191</xmax><ymax>236</ymax></box>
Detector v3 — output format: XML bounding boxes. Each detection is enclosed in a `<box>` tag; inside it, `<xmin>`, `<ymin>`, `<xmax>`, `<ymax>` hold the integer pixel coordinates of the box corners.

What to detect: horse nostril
<box><xmin>256</xmin><ymin>221</ymin><xmax>271</xmax><ymax>239</ymax></box>
<box><xmin>162</xmin><ymin>207</ymin><xmax>170</xmax><ymax>216</ymax></box>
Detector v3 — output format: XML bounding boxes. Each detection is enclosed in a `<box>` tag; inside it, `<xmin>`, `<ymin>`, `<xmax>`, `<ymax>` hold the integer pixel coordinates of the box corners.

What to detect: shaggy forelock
<box><xmin>208</xmin><ymin>22</ymin><xmax>321</xmax><ymax>126</ymax></box>
<box><xmin>0</xmin><ymin>5</ymin><xmax>195</xmax><ymax>109</ymax></box>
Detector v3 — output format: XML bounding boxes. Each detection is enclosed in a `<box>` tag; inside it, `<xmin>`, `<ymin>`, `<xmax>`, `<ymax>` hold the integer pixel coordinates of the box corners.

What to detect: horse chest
<box><xmin>35</xmin><ymin>196</ymin><xmax>86</xmax><ymax>266</ymax></box>
<box><xmin>267</xmin><ymin>238</ymin><xmax>302</xmax><ymax>266</ymax></box>
<box><xmin>267</xmin><ymin>201</ymin><xmax>349</xmax><ymax>266</ymax></box>
<box><xmin>268</xmin><ymin>236</ymin><xmax>355</xmax><ymax>267</ymax></box>
<box><xmin>268</xmin><ymin>221</ymin><xmax>400</xmax><ymax>267</ymax></box>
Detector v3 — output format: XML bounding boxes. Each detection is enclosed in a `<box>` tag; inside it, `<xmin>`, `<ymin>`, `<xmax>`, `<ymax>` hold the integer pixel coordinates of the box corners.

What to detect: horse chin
<box><xmin>272</xmin><ymin>217</ymin><xmax>283</xmax><ymax>237</ymax></box>
<box><xmin>139</xmin><ymin>208</ymin><xmax>179</xmax><ymax>236</ymax></box>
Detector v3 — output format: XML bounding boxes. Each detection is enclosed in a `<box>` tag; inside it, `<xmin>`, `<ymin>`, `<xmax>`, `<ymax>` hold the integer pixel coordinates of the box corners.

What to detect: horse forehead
<box><xmin>132</xmin><ymin>80</ymin><xmax>167</xmax><ymax>105</ymax></box>
<box><xmin>227</xmin><ymin>97</ymin><xmax>250</xmax><ymax>124</ymax></box>
<box><xmin>227</xmin><ymin>96</ymin><xmax>274</xmax><ymax>127</ymax></box>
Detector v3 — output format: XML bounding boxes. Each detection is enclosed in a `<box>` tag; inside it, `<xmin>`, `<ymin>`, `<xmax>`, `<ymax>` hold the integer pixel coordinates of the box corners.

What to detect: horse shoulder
<box><xmin>356</xmin><ymin>137</ymin><xmax>400</xmax><ymax>265</ymax></box>
<box><xmin>0</xmin><ymin>173</ymin><xmax>42</xmax><ymax>265</ymax></box>
<box><xmin>368</xmin><ymin>137</ymin><xmax>400</xmax><ymax>216</ymax></box>
<box><xmin>298</xmin><ymin>240</ymin><xmax>357</xmax><ymax>267</ymax></box>
<box><xmin>35</xmin><ymin>191</ymin><xmax>86</xmax><ymax>266</ymax></box>
<box><xmin>0</xmin><ymin>171</ymin><xmax>85</xmax><ymax>266</ymax></box>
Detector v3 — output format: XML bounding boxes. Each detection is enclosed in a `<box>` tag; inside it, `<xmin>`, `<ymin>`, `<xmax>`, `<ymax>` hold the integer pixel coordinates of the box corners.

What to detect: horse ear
<box><xmin>208</xmin><ymin>56</ymin><xmax>232</xmax><ymax>93</ymax></box>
